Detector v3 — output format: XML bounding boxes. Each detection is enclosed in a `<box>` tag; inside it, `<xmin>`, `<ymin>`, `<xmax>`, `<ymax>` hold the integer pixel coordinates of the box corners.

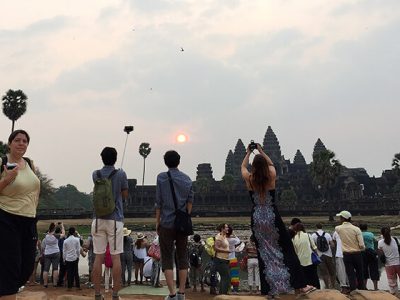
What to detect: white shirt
<box><xmin>227</xmin><ymin>236</ymin><xmax>240</xmax><ymax>260</ymax></box>
<box><xmin>332</xmin><ymin>231</ymin><xmax>343</xmax><ymax>258</ymax></box>
<box><xmin>63</xmin><ymin>235</ymin><xmax>80</xmax><ymax>262</ymax></box>
<box><xmin>311</xmin><ymin>230</ymin><xmax>333</xmax><ymax>257</ymax></box>
<box><xmin>378</xmin><ymin>238</ymin><xmax>400</xmax><ymax>266</ymax></box>
<box><xmin>134</xmin><ymin>247</ymin><xmax>147</xmax><ymax>259</ymax></box>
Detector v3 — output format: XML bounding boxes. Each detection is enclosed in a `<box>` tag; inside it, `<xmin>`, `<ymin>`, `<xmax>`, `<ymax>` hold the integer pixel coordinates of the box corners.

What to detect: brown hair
<box><xmin>8</xmin><ymin>129</ymin><xmax>30</xmax><ymax>144</ymax></box>
<box><xmin>381</xmin><ymin>227</ymin><xmax>392</xmax><ymax>246</ymax></box>
<box><xmin>250</xmin><ymin>154</ymin><xmax>271</xmax><ymax>197</ymax></box>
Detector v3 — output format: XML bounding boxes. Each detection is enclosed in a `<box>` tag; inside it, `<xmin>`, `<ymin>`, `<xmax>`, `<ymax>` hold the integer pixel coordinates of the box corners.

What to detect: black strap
<box><xmin>167</xmin><ymin>171</ymin><xmax>179</xmax><ymax>211</ymax></box>
<box><xmin>1</xmin><ymin>156</ymin><xmax>32</xmax><ymax>173</ymax></box>
<box><xmin>96</xmin><ymin>169</ymin><xmax>118</xmax><ymax>180</ymax></box>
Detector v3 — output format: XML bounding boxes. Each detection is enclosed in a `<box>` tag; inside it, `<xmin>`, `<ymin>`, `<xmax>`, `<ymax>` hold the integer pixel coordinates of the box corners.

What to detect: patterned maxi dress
<box><xmin>250</xmin><ymin>190</ymin><xmax>306</xmax><ymax>296</ymax></box>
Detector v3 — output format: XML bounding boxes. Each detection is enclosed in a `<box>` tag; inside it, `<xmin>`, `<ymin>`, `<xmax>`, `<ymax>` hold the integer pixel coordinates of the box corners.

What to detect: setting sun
<box><xmin>177</xmin><ymin>134</ymin><xmax>187</xmax><ymax>143</ymax></box>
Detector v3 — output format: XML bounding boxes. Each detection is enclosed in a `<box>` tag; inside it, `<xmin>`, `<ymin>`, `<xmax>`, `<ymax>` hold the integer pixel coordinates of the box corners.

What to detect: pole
<box><xmin>120</xmin><ymin>133</ymin><xmax>129</xmax><ymax>168</ymax></box>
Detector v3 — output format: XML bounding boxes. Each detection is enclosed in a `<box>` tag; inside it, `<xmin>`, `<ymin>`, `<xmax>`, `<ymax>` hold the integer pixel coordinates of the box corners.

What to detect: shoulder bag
<box><xmin>167</xmin><ymin>171</ymin><xmax>193</xmax><ymax>236</ymax></box>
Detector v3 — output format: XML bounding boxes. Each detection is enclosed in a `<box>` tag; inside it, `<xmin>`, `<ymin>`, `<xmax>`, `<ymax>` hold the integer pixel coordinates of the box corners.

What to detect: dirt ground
<box><xmin>23</xmin><ymin>283</ymin><xmax>270</xmax><ymax>300</ymax></box>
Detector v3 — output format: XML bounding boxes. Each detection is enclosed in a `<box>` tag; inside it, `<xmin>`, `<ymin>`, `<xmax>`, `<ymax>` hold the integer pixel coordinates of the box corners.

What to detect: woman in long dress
<box><xmin>241</xmin><ymin>143</ymin><xmax>315</xmax><ymax>298</ymax></box>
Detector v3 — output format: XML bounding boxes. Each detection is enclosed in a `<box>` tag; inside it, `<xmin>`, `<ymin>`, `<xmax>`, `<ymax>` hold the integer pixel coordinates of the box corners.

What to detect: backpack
<box><xmin>315</xmin><ymin>232</ymin><xmax>330</xmax><ymax>252</ymax></box>
<box><xmin>0</xmin><ymin>156</ymin><xmax>32</xmax><ymax>173</ymax></box>
<box><xmin>92</xmin><ymin>169</ymin><xmax>118</xmax><ymax>217</ymax></box>
<box><xmin>205</xmin><ymin>237</ymin><xmax>216</xmax><ymax>257</ymax></box>
<box><xmin>190</xmin><ymin>251</ymin><xmax>201</xmax><ymax>268</ymax></box>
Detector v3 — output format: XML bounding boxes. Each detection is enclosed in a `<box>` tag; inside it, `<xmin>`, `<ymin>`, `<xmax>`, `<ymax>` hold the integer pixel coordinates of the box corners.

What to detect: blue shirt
<box><xmin>155</xmin><ymin>168</ymin><xmax>194</xmax><ymax>229</ymax></box>
<box><xmin>362</xmin><ymin>231</ymin><xmax>376</xmax><ymax>250</ymax></box>
<box><xmin>92</xmin><ymin>165</ymin><xmax>128</xmax><ymax>222</ymax></box>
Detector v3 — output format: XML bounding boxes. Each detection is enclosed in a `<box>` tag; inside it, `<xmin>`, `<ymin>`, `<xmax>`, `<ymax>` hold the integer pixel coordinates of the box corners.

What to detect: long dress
<box><xmin>250</xmin><ymin>189</ymin><xmax>306</xmax><ymax>296</ymax></box>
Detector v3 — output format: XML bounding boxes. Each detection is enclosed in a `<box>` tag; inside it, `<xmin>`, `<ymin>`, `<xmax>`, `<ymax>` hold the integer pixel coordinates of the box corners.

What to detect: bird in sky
<box><xmin>180</xmin><ymin>47</ymin><xmax>184</xmax><ymax>52</ymax></box>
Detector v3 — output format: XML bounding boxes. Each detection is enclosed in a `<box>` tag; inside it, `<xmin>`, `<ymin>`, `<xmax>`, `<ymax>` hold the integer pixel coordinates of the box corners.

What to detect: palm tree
<box><xmin>139</xmin><ymin>143</ymin><xmax>151</xmax><ymax>201</ymax></box>
<box><xmin>393</xmin><ymin>153</ymin><xmax>400</xmax><ymax>176</ymax></box>
<box><xmin>2</xmin><ymin>89</ymin><xmax>28</xmax><ymax>133</ymax></box>
<box><xmin>221</xmin><ymin>174</ymin><xmax>235</xmax><ymax>204</ymax></box>
<box><xmin>195</xmin><ymin>177</ymin><xmax>211</xmax><ymax>204</ymax></box>
<box><xmin>310</xmin><ymin>149</ymin><xmax>342</xmax><ymax>221</ymax></box>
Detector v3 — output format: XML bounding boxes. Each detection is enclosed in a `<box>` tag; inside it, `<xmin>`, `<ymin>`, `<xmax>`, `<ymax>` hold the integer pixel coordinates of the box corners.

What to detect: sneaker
<box><xmin>164</xmin><ymin>295</ymin><xmax>177</xmax><ymax>300</ymax></box>
<box><xmin>177</xmin><ymin>293</ymin><xmax>185</xmax><ymax>300</ymax></box>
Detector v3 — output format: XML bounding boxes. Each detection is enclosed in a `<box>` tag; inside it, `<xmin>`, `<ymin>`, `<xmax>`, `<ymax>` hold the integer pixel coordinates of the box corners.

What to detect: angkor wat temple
<box><xmin>124</xmin><ymin>126</ymin><xmax>399</xmax><ymax>217</ymax></box>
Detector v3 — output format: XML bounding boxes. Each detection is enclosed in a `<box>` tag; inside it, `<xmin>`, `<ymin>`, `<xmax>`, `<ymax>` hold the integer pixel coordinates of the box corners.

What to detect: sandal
<box><xmin>299</xmin><ymin>286</ymin><xmax>316</xmax><ymax>296</ymax></box>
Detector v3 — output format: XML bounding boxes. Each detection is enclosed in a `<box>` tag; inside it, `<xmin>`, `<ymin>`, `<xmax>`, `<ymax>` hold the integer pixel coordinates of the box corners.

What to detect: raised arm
<box><xmin>241</xmin><ymin>149</ymin><xmax>251</xmax><ymax>181</ymax></box>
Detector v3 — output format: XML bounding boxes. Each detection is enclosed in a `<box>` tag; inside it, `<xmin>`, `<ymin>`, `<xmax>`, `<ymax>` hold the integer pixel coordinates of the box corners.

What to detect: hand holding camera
<box><xmin>248</xmin><ymin>140</ymin><xmax>263</xmax><ymax>153</ymax></box>
<box><xmin>3</xmin><ymin>163</ymin><xmax>19</xmax><ymax>185</ymax></box>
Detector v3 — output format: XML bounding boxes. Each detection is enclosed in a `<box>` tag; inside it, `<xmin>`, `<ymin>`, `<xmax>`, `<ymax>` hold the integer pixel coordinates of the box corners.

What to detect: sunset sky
<box><xmin>1</xmin><ymin>0</ymin><xmax>399</xmax><ymax>193</ymax></box>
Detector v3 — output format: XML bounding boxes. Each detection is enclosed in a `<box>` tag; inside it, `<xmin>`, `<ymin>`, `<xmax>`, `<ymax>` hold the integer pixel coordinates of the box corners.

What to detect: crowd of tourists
<box><xmin>1</xmin><ymin>129</ymin><xmax>399</xmax><ymax>300</ymax></box>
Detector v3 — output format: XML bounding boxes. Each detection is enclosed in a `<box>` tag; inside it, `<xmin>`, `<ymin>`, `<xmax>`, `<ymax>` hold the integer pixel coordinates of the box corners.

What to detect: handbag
<box><xmin>239</xmin><ymin>255</ymin><xmax>248</xmax><ymax>271</ymax></box>
<box><xmin>308</xmin><ymin>234</ymin><xmax>321</xmax><ymax>265</ymax></box>
<box><xmin>167</xmin><ymin>171</ymin><xmax>194</xmax><ymax>236</ymax></box>
<box><xmin>148</xmin><ymin>243</ymin><xmax>161</xmax><ymax>260</ymax></box>
<box><xmin>311</xmin><ymin>251</ymin><xmax>322</xmax><ymax>265</ymax></box>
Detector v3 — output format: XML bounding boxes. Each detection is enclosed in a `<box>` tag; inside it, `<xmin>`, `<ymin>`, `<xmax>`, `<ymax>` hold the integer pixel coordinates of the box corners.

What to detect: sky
<box><xmin>1</xmin><ymin>0</ymin><xmax>399</xmax><ymax>193</ymax></box>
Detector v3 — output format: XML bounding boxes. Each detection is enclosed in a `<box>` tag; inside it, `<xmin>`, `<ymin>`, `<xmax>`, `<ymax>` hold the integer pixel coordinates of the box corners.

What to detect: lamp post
<box><xmin>121</xmin><ymin>126</ymin><xmax>134</xmax><ymax>168</ymax></box>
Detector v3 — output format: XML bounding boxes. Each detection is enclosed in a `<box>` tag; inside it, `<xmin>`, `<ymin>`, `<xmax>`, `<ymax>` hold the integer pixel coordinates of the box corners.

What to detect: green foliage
<box><xmin>393</xmin><ymin>181</ymin><xmax>400</xmax><ymax>194</ymax></box>
<box><xmin>38</xmin><ymin>184</ymin><xmax>92</xmax><ymax>210</ymax></box>
<box><xmin>2</xmin><ymin>89</ymin><xmax>27</xmax><ymax>132</ymax></box>
<box><xmin>139</xmin><ymin>143</ymin><xmax>151</xmax><ymax>159</ymax></box>
<box><xmin>393</xmin><ymin>153</ymin><xmax>400</xmax><ymax>176</ymax></box>
<box><xmin>221</xmin><ymin>174</ymin><xmax>235</xmax><ymax>193</ymax></box>
<box><xmin>280</xmin><ymin>188</ymin><xmax>297</xmax><ymax>207</ymax></box>
<box><xmin>309</xmin><ymin>149</ymin><xmax>342</xmax><ymax>220</ymax></box>
<box><xmin>195</xmin><ymin>177</ymin><xmax>211</xmax><ymax>199</ymax></box>
<box><xmin>0</xmin><ymin>141</ymin><xmax>7</xmax><ymax>156</ymax></box>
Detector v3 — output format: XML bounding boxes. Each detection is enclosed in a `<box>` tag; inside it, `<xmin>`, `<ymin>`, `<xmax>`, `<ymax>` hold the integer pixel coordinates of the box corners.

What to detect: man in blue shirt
<box><xmin>91</xmin><ymin>147</ymin><xmax>128</xmax><ymax>300</ymax></box>
<box><xmin>155</xmin><ymin>150</ymin><xmax>193</xmax><ymax>300</ymax></box>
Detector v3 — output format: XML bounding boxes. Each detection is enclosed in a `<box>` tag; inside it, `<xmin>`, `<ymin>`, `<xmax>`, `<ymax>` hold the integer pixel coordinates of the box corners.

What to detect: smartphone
<box><xmin>6</xmin><ymin>163</ymin><xmax>17</xmax><ymax>170</ymax></box>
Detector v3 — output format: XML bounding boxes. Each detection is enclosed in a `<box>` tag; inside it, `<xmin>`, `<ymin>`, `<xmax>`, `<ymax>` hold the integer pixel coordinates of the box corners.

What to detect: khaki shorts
<box><xmin>91</xmin><ymin>219</ymin><xmax>123</xmax><ymax>255</ymax></box>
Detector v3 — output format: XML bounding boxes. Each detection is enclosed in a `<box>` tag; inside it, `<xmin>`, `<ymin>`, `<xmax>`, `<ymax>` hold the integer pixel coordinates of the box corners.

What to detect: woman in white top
<box><xmin>226</xmin><ymin>225</ymin><xmax>240</xmax><ymax>293</ymax></box>
<box><xmin>43</xmin><ymin>222</ymin><xmax>64</xmax><ymax>287</ymax></box>
<box><xmin>133</xmin><ymin>233</ymin><xmax>148</xmax><ymax>284</ymax></box>
<box><xmin>378</xmin><ymin>227</ymin><xmax>400</xmax><ymax>295</ymax></box>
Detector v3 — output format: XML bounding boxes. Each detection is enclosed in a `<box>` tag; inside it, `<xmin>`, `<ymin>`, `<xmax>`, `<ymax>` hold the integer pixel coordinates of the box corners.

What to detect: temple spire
<box><xmin>313</xmin><ymin>138</ymin><xmax>327</xmax><ymax>157</ymax></box>
<box><xmin>293</xmin><ymin>149</ymin><xmax>306</xmax><ymax>165</ymax></box>
<box><xmin>263</xmin><ymin>126</ymin><xmax>281</xmax><ymax>164</ymax></box>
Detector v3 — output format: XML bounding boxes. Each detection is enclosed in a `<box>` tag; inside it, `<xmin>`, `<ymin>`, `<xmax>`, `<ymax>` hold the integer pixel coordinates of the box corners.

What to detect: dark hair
<box><xmin>8</xmin><ymin>129</ymin><xmax>30</xmax><ymax>144</ymax></box>
<box><xmin>288</xmin><ymin>228</ymin><xmax>296</xmax><ymax>239</ymax></box>
<box><xmin>249</xmin><ymin>234</ymin><xmax>256</xmax><ymax>243</ymax></box>
<box><xmin>381</xmin><ymin>227</ymin><xmax>392</xmax><ymax>245</ymax></box>
<box><xmin>55</xmin><ymin>227</ymin><xmax>62</xmax><ymax>234</ymax></box>
<box><xmin>68</xmin><ymin>227</ymin><xmax>76</xmax><ymax>236</ymax></box>
<box><xmin>359</xmin><ymin>224</ymin><xmax>368</xmax><ymax>231</ymax></box>
<box><xmin>250</xmin><ymin>154</ymin><xmax>271</xmax><ymax>197</ymax></box>
<box><xmin>101</xmin><ymin>147</ymin><xmax>117</xmax><ymax>166</ymax></box>
<box><xmin>293</xmin><ymin>222</ymin><xmax>306</xmax><ymax>233</ymax></box>
<box><xmin>316</xmin><ymin>223</ymin><xmax>323</xmax><ymax>229</ymax></box>
<box><xmin>48</xmin><ymin>222</ymin><xmax>56</xmax><ymax>233</ymax></box>
<box><xmin>193</xmin><ymin>234</ymin><xmax>201</xmax><ymax>243</ymax></box>
<box><xmin>226</xmin><ymin>225</ymin><xmax>233</xmax><ymax>237</ymax></box>
<box><xmin>164</xmin><ymin>150</ymin><xmax>180</xmax><ymax>168</ymax></box>
<box><xmin>135</xmin><ymin>239</ymin><xmax>144</xmax><ymax>249</ymax></box>
<box><xmin>217</xmin><ymin>223</ymin><xmax>227</xmax><ymax>232</ymax></box>
<box><xmin>290</xmin><ymin>218</ymin><xmax>301</xmax><ymax>226</ymax></box>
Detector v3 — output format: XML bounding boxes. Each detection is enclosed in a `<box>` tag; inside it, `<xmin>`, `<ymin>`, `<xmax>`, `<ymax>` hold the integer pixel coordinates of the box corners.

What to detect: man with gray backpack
<box><xmin>91</xmin><ymin>147</ymin><xmax>129</xmax><ymax>300</ymax></box>
<box><xmin>311</xmin><ymin>223</ymin><xmax>336</xmax><ymax>289</ymax></box>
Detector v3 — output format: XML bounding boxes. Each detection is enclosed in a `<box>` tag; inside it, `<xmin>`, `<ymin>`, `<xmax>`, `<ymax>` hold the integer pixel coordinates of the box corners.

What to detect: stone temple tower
<box><xmin>225</xmin><ymin>150</ymin><xmax>235</xmax><ymax>176</ymax></box>
<box><xmin>312</xmin><ymin>138</ymin><xmax>327</xmax><ymax>158</ymax></box>
<box><xmin>262</xmin><ymin>126</ymin><xmax>286</xmax><ymax>175</ymax></box>
<box><xmin>224</xmin><ymin>139</ymin><xmax>246</xmax><ymax>180</ymax></box>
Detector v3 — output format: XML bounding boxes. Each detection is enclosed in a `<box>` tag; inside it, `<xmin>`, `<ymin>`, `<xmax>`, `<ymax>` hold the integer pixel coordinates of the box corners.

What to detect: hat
<box><xmin>122</xmin><ymin>227</ymin><xmax>131</xmax><ymax>236</ymax></box>
<box><xmin>336</xmin><ymin>210</ymin><xmax>352</xmax><ymax>219</ymax></box>
<box><xmin>137</xmin><ymin>232</ymin><xmax>146</xmax><ymax>240</ymax></box>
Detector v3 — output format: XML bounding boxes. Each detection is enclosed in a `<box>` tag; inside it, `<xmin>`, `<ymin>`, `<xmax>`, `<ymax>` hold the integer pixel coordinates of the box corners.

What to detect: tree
<box><xmin>0</xmin><ymin>141</ymin><xmax>7</xmax><ymax>156</ymax></box>
<box><xmin>280</xmin><ymin>188</ymin><xmax>298</xmax><ymax>209</ymax></box>
<box><xmin>309</xmin><ymin>149</ymin><xmax>342</xmax><ymax>221</ymax></box>
<box><xmin>139</xmin><ymin>142</ymin><xmax>151</xmax><ymax>201</ymax></box>
<box><xmin>195</xmin><ymin>177</ymin><xmax>211</xmax><ymax>203</ymax></box>
<box><xmin>36</xmin><ymin>168</ymin><xmax>56</xmax><ymax>200</ymax></box>
<box><xmin>2</xmin><ymin>89</ymin><xmax>28</xmax><ymax>133</ymax></box>
<box><xmin>221</xmin><ymin>174</ymin><xmax>235</xmax><ymax>204</ymax></box>
<box><xmin>393</xmin><ymin>153</ymin><xmax>400</xmax><ymax>176</ymax></box>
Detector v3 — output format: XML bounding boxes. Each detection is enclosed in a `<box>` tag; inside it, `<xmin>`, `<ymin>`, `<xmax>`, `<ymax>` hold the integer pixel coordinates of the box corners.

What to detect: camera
<box><xmin>6</xmin><ymin>163</ymin><xmax>17</xmax><ymax>170</ymax></box>
<box><xmin>249</xmin><ymin>140</ymin><xmax>257</xmax><ymax>151</ymax></box>
<box><xmin>124</xmin><ymin>126</ymin><xmax>134</xmax><ymax>134</ymax></box>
